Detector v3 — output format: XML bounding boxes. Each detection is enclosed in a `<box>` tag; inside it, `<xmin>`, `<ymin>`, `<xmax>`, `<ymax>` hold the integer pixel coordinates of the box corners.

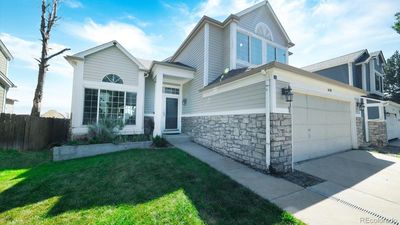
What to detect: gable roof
<box><xmin>67</xmin><ymin>40</ymin><xmax>147</xmax><ymax>70</ymax></box>
<box><xmin>0</xmin><ymin>70</ymin><xmax>16</xmax><ymax>88</ymax></box>
<box><xmin>235</xmin><ymin>1</ymin><xmax>293</xmax><ymax>47</ymax></box>
<box><xmin>302</xmin><ymin>49</ymin><xmax>368</xmax><ymax>72</ymax></box>
<box><xmin>170</xmin><ymin>1</ymin><xmax>293</xmax><ymax>61</ymax></box>
<box><xmin>0</xmin><ymin>39</ymin><xmax>13</xmax><ymax>61</ymax></box>
<box><xmin>370</xmin><ymin>51</ymin><xmax>386</xmax><ymax>64</ymax></box>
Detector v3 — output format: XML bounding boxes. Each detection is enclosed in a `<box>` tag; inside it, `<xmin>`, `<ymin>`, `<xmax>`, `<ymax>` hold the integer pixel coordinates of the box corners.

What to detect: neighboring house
<box><xmin>67</xmin><ymin>1</ymin><xmax>376</xmax><ymax>173</ymax></box>
<box><xmin>42</xmin><ymin>110</ymin><xmax>66</xmax><ymax>119</ymax></box>
<box><xmin>303</xmin><ymin>50</ymin><xmax>400</xmax><ymax>143</ymax></box>
<box><xmin>5</xmin><ymin>98</ymin><xmax>17</xmax><ymax>114</ymax></box>
<box><xmin>0</xmin><ymin>39</ymin><xmax>16</xmax><ymax>113</ymax></box>
<box><xmin>302</xmin><ymin>49</ymin><xmax>385</xmax><ymax>98</ymax></box>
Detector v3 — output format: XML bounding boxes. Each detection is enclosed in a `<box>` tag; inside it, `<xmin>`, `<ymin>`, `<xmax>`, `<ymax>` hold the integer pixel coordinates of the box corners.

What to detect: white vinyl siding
<box><xmin>83</xmin><ymin>46</ymin><xmax>139</xmax><ymax>86</ymax></box>
<box><xmin>0</xmin><ymin>53</ymin><xmax>7</xmax><ymax>75</ymax></box>
<box><xmin>237</xmin><ymin>5</ymin><xmax>287</xmax><ymax>47</ymax></box>
<box><xmin>208</xmin><ymin>24</ymin><xmax>225</xmax><ymax>85</ymax></box>
<box><xmin>223</xmin><ymin>26</ymin><xmax>231</xmax><ymax>70</ymax></box>
<box><xmin>144</xmin><ymin>76</ymin><xmax>155</xmax><ymax>114</ymax></box>
<box><xmin>0</xmin><ymin>83</ymin><xmax>5</xmax><ymax>112</ymax></box>
<box><xmin>176</xmin><ymin>28</ymin><xmax>205</xmax><ymax>115</ymax></box>
<box><xmin>200</xmin><ymin>82</ymin><xmax>265</xmax><ymax>113</ymax></box>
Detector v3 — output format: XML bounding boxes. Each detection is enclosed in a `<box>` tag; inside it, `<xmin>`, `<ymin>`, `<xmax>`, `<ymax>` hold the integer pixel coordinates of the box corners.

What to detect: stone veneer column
<box><xmin>356</xmin><ymin>117</ymin><xmax>367</xmax><ymax>148</ymax></box>
<box><xmin>368</xmin><ymin>121</ymin><xmax>388</xmax><ymax>147</ymax></box>
<box><xmin>269</xmin><ymin>113</ymin><xmax>292</xmax><ymax>173</ymax></box>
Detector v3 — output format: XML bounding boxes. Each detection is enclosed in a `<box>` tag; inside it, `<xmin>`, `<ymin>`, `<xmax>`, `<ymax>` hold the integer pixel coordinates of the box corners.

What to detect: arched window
<box><xmin>255</xmin><ymin>22</ymin><xmax>273</xmax><ymax>41</ymax></box>
<box><xmin>102</xmin><ymin>74</ymin><xmax>123</xmax><ymax>84</ymax></box>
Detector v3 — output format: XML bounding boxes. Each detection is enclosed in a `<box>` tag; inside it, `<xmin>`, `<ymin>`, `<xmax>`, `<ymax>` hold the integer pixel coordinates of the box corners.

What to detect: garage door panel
<box><xmin>292</xmin><ymin>107</ymin><xmax>307</xmax><ymax>125</ymax></box>
<box><xmin>293</xmin><ymin>124</ymin><xmax>309</xmax><ymax>141</ymax></box>
<box><xmin>306</xmin><ymin>109</ymin><xmax>327</xmax><ymax>125</ymax></box>
<box><xmin>325</xmin><ymin>111</ymin><xmax>349</xmax><ymax>124</ymax></box>
<box><xmin>307</xmin><ymin>95</ymin><xmax>327</xmax><ymax>110</ymax></box>
<box><xmin>293</xmin><ymin>94</ymin><xmax>352</xmax><ymax>162</ymax></box>
<box><xmin>292</xmin><ymin>94</ymin><xmax>307</xmax><ymax>107</ymax></box>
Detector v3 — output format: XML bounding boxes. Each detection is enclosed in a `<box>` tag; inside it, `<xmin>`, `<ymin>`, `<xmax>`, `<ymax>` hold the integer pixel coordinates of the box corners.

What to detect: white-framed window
<box><xmin>102</xmin><ymin>74</ymin><xmax>123</xmax><ymax>84</ymax></box>
<box><xmin>83</xmin><ymin>88</ymin><xmax>137</xmax><ymax>125</ymax></box>
<box><xmin>163</xmin><ymin>87</ymin><xmax>180</xmax><ymax>95</ymax></box>
<box><xmin>374</xmin><ymin>73</ymin><xmax>383</xmax><ymax>93</ymax></box>
<box><xmin>255</xmin><ymin>22</ymin><xmax>273</xmax><ymax>41</ymax></box>
<box><xmin>237</xmin><ymin>32</ymin><xmax>249</xmax><ymax>62</ymax></box>
<box><xmin>237</xmin><ymin>29</ymin><xmax>287</xmax><ymax>66</ymax></box>
<box><xmin>267</xmin><ymin>45</ymin><xmax>287</xmax><ymax>64</ymax></box>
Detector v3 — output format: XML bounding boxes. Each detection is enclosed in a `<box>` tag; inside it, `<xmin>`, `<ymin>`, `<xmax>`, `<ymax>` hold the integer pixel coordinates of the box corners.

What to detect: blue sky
<box><xmin>0</xmin><ymin>0</ymin><xmax>399</xmax><ymax>115</ymax></box>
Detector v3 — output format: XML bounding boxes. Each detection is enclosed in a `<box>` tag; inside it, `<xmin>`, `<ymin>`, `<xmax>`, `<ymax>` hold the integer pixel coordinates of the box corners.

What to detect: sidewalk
<box><xmin>165</xmin><ymin>134</ymin><xmax>374</xmax><ymax>225</ymax></box>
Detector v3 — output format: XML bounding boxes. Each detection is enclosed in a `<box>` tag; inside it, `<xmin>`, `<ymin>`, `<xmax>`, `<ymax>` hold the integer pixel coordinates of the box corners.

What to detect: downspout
<box><xmin>263</xmin><ymin>70</ymin><xmax>271</xmax><ymax>170</ymax></box>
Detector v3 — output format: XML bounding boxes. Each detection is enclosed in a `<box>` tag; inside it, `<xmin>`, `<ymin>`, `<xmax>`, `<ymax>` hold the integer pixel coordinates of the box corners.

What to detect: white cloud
<box><xmin>168</xmin><ymin>0</ymin><xmax>399</xmax><ymax>66</ymax></box>
<box><xmin>64</xmin><ymin>19</ymin><xmax>169</xmax><ymax>60</ymax></box>
<box><xmin>62</xmin><ymin>0</ymin><xmax>83</xmax><ymax>9</ymax></box>
<box><xmin>0</xmin><ymin>33</ymin><xmax>72</xmax><ymax>77</ymax></box>
<box><xmin>163</xmin><ymin>0</ymin><xmax>261</xmax><ymax>36</ymax></box>
<box><xmin>268</xmin><ymin>0</ymin><xmax>400</xmax><ymax>66</ymax></box>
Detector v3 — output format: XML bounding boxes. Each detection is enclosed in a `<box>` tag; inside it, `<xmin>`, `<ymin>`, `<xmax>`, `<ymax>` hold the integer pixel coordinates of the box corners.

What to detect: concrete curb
<box><xmin>53</xmin><ymin>141</ymin><xmax>152</xmax><ymax>161</ymax></box>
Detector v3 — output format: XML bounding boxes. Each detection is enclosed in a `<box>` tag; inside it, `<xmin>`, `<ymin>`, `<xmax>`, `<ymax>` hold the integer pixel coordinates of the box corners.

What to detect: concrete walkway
<box><xmin>165</xmin><ymin>134</ymin><xmax>303</xmax><ymax>200</ymax></box>
<box><xmin>166</xmin><ymin>134</ymin><xmax>377</xmax><ymax>225</ymax></box>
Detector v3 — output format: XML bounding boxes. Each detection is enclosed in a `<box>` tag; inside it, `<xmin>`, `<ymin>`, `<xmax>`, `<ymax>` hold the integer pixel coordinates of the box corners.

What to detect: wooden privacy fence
<box><xmin>0</xmin><ymin>113</ymin><xmax>70</xmax><ymax>151</ymax></box>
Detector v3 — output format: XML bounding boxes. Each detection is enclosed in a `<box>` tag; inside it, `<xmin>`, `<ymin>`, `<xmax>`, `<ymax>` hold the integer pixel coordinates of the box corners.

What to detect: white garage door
<box><xmin>293</xmin><ymin>94</ymin><xmax>352</xmax><ymax>162</ymax></box>
<box><xmin>385</xmin><ymin>105</ymin><xmax>400</xmax><ymax>140</ymax></box>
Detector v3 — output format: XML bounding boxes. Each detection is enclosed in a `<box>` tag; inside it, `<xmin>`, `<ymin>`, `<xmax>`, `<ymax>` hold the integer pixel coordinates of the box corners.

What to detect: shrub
<box><xmin>152</xmin><ymin>135</ymin><xmax>168</xmax><ymax>148</ymax></box>
<box><xmin>88</xmin><ymin>119</ymin><xmax>124</xmax><ymax>144</ymax></box>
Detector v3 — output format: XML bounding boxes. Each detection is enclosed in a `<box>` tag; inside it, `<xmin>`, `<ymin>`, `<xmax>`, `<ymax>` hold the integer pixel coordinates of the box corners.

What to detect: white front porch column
<box><xmin>153</xmin><ymin>73</ymin><xmax>164</xmax><ymax>137</ymax></box>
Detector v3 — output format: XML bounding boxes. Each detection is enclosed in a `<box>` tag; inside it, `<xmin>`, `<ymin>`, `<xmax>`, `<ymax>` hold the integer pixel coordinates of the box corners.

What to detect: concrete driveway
<box><xmin>273</xmin><ymin>150</ymin><xmax>400</xmax><ymax>225</ymax></box>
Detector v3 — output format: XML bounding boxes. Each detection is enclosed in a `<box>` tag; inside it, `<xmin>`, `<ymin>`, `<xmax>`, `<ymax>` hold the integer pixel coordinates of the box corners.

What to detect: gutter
<box><xmin>200</xmin><ymin>62</ymin><xmax>367</xmax><ymax>95</ymax></box>
<box><xmin>0</xmin><ymin>71</ymin><xmax>16</xmax><ymax>88</ymax></box>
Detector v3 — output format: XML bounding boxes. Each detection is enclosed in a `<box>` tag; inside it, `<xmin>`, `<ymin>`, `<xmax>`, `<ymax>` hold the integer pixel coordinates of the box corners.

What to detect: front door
<box><xmin>165</xmin><ymin>97</ymin><xmax>178</xmax><ymax>130</ymax></box>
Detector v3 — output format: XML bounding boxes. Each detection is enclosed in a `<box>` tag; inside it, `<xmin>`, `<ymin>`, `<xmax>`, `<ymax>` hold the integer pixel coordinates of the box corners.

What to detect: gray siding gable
<box><xmin>314</xmin><ymin>64</ymin><xmax>349</xmax><ymax>84</ymax></box>
<box><xmin>175</xmin><ymin>27</ymin><xmax>205</xmax><ymax>114</ymax></box>
<box><xmin>208</xmin><ymin>24</ymin><xmax>225</xmax><ymax>84</ymax></box>
<box><xmin>83</xmin><ymin>46</ymin><xmax>140</xmax><ymax>86</ymax></box>
<box><xmin>237</xmin><ymin>5</ymin><xmax>288</xmax><ymax>47</ymax></box>
<box><xmin>0</xmin><ymin>52</ymin><xmax>7</xmax><ymax>76</ymax></box>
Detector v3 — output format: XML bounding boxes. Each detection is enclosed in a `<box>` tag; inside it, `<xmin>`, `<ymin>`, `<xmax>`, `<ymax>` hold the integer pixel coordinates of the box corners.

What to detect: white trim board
<box><xmin>182</xmin><ymin>108</ymin><xmax>265</xmax><ymax>117</ymax></box>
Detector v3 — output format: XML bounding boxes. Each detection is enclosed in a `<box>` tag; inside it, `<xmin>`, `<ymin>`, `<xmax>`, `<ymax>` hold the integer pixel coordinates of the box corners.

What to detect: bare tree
<box><xmin>31</xmin><ymin>0</ymin><xmax>70</xmax><ymax>116</ymax></box>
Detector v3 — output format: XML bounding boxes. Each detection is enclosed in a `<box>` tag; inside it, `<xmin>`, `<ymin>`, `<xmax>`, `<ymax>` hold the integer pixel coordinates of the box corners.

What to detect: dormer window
<box><xmin>255</xmin><ymin>22</ymin><xmax>273</xmax><ymax>41</ymax></box>
<box><xmin>102</xmin><ymin>74</ymin><xmax>123</xmax><ymax>84</ymax></box>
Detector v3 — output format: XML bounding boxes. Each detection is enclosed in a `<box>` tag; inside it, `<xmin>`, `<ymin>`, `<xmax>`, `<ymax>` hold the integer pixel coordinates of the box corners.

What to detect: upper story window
<box><xmin>250</xmin><ymin>37</ymin><xmax>262</xmax><ymax>65</ymax></box>
<box><xmin>255</xmin><ymin>22</ymin><xmax>273</xmax><ymax>41</ymax></box>
<box><xmin>237</xmin><ymin>31</ymin><xmax>287</xmax><ymax>66</ymax></box>
<box><xmin>267</xmin><ymin>45</ymin><xmax>287</xmax><ymax>64</ymax></box>
<box><xmin>375</xmin><ymin>73</ymin><xmax>383</xmax><ymax>93</ymax></box>
<box><xmin>237</xmin><ymin>32</ymin><xmax>249</xmax><ymax>62</ymax></box>
<box><xmin>102</xmin><ymin>74</ymin><xmax>123</xmax><ymax>84</ymax></box>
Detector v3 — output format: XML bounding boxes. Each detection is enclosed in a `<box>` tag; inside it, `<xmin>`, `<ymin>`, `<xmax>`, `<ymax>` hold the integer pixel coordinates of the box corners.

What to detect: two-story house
<box><xmin>302</xmin><ymin>49</ymin><xmax>385</xmax><ymax>98</ymax></box>
<box><xmin>0</xmin><ymin>39</ymin><xmax>16</xmax><ymax>113</ymax></box>
<box><xmin>303</xmin><ymin>50</ymin><xmax>400</xmax><ymax>144</ymax></box>
<box><xmin>67</xmin><ymin>1</ymin><xmax>371</xmax><ymax>173</ymax></box>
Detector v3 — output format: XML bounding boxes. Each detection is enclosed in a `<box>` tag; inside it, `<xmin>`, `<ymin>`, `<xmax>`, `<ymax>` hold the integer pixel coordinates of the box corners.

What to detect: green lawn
<box><xmin>0</xmin><ymin>148</ymin><xmax>304</xmax><ymax>225</ymax></box>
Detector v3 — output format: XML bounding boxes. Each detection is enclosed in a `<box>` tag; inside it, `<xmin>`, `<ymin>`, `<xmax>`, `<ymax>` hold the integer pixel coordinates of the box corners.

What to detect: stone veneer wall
<box><xmin>182</xmin><ymin>114</ymin><xmax>267</xmax><ymax>171</ymax></box>
<box><xmin>356</xmin><ymin>117</ymin><xmax>367</xmax><ymax>148</ymax></box>
<box><xmin>368</xmin><ymin>121</ymin><xmax>388</xmax><ymax>147</ymax></box>
<box><xmin>269</xmin><ymin>113</ymin><xmax>292</xmax><ymax>173</ymax></box>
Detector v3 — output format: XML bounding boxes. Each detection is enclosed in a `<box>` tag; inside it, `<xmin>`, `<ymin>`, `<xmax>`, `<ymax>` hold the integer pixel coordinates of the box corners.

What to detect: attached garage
<box><xmin>292</xmin><ymin>94</ymin><xmax>353</xmax><ymax>162</ymax></box>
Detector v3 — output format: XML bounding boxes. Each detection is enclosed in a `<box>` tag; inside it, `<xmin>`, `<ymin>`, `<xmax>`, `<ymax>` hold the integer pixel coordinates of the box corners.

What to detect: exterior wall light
<box><xmin>281</xmin><ymin>85</ymin><xmax>293</xmax><ymax>102</ymax></box>
<box><xmin>182</xmin><ymin>98</ymin><xmax>187</xmax><ymax>106</ymax></box>
<box><xmin>356</xmin><ymin>101</ymin><xmax>365</xmax><ymax>111</ymax></box>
